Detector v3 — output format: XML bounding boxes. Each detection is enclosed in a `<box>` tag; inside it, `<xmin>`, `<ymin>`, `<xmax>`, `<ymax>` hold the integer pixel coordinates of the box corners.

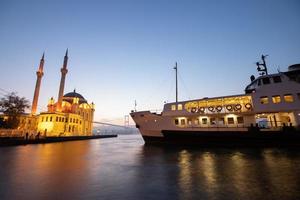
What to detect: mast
<box><xmin>174</xmin><ymin>62</ymin><xmax>178</xmax><ymax>103</ymax></box>
<box><xmin>256</xmin><ymin>54</ymin><xmax>268</xmax><ymax>76</ymax></box>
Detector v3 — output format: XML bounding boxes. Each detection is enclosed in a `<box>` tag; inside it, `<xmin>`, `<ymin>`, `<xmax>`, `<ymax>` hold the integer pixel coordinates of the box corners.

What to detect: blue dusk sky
<box><xmin>0</xmin><ymin>0</ymin><xmax>299</xmax><ymax>124</ymax></box>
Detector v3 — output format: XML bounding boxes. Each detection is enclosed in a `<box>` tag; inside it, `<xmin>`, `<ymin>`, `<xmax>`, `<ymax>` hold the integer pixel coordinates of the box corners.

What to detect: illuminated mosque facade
<box><xmin>19</xmin><ymin>50</ymin><xmax>95</xmax><ymax>136</ymax></box>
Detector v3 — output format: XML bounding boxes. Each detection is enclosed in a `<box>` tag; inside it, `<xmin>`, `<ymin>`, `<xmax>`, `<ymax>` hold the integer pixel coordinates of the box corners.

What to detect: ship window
<box><xmin>188</xmin><ymin>119</ymin><xmax>192</xmax><ymax>126</ymax></box>
<box><xmin>194</xmin><ymin>119</ymin><xmax>200</xmax><ymax>125</ymax></box>
<box><xmin>284</xmin><ymin>94</ymin><xmax>294</xmax><ymax>103</ymax></box>
<box><xmin>180</xmin><ymin>119</ymin><xmax>185</xmax><ymax>125</ymax></box>
<box><xmin>273</xmin><ymin>76</ymin><xmax>282</xmax><ymax>83</ymax></box>
<box><xmin>262</xmin><ymin>77</ymin><xmax>270</xmax><ymax>85</ymax></box>
<box><xmin>219</xmin><ymin>118</ymin><xmax>225</xmax><ymax>125</ymax></box>
<box><xmin>257</xmin><ymin>79</ymin><xmax>261</xmax><ymax>86</ymax></box>
<box><xmin>202</xmin><ymin>118</ymin><xmax>208</xmax><ymax>125</ymax></box>
<box><xmin>297</xmin><ymin>93</ymin><xmax>300</xmax><ymax>100</ymax></box>
<box><xmin>260</xmin><ymin>96</ymin><xmax>269</xmax><ymax>104</ymax></box>
<box><xmin>171</xmin><ymin>105</ymin><xmax>176</xmax><ymax>111</ymax></box>
<box><xmin>178</xmin><ymin>104</ymin><xmax>183</xmax><ymax>110</ymax></box>
<box><xmin>210</xmin><ymin>118</ymin><xmax>216</xmax><ymax>125</ymax></box>
<box><xmin>237</xmin><ymin>117</ymin><xmax>244</xmax><ymax>124</ymax></box>
<box><xmin>227</xmin><ymin>117</ymin><xmax>234</xmax><ymax>124</ymax></box>
<box><xmin>272</xmin><ymin>95</ymin><xmax>281</xmax><ymax>104</ymax></box>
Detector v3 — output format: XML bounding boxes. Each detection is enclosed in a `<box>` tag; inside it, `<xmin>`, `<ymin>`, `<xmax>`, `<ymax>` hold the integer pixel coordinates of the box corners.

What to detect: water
<box><xmin>0</xmin><ymin>134</ymin><xmax>300</xmax><ymax>200</ymax></box>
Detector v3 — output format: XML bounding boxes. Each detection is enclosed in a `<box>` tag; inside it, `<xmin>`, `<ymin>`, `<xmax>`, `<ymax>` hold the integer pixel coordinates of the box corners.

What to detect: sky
<box><xmin>0</xmin><ymin>0</ymin><xmax>299</xmax><ymax>125</ymax></box>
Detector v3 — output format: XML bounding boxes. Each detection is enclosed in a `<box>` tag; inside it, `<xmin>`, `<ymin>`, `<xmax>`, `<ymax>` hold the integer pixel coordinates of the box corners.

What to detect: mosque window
<box><xmin>73</xmin><ymin>118</ymin><xmax>76</xmax><ymax>123</ymax></box>
<box><xmin>56</xmin><ymin>117</ymin><xmax>58</xmax><ymax>122</ymax></box>
<box><xmin>272</xmin><ymin>95</ymin><xmax>281</xmax><ymax>104</ymax></box>
<box><xmin>194</xmin><ymin>119</ymin><xmax>200</xmax><ymax>125</ymax></box>
<box><xmin>42</xmin><ymin>117</ymin><xmax>44</xmax><ymax>122</ymax></box>
<box><xmin>260</xmin><ymin>96</ymin><xmax>269</xmax><ymax>104</ymax></box>
<box><xmin>171</xmin><ymin>105</ymin><xmax>176</xmax><ymax>111</ymax></box>
<box><xmin>70</xmin><ymin>118</ymin><xmax>72</xmax><ymax>123</ymax></box>
<box><xmin>69</xmin><ymin>126</ymin><xmax>71</xmax><ymax>132</ymax></box>
<box><xmin>50</xmin><ymin>117</ymin><xmax>52</xmax><ymax>122</ymax></box>
<box><xmin>297</xmin><ymin>93</ymin><xmax>300</xmax><ymax>101</ymax></box>
<box><xmin>76</xmin><ymin>119</ymin><xmax>78</xmax><ymax>124</ymax></box>
<box><xmin>80</xmin><ymin>120</ymin><xmax>82</xmax><ymax>125</ymax></box>
<box><xmin>65</xmin><ymin>118</ymin><xmax>68</xmax><ymax>123</ymax></box>
<box><xmin>284</xmin><ymin>94</ymin><xmax>294</xmax><ymax>103</ymax></box>
<box><xmin>178</xmin><ymin>104</ymin><xmax>183</xmax><ymax>110</ymax></box>
<box><xmin>46</xmin><ymin>117</ymin><xmax>48</xmax><ymax>122</ymax></box>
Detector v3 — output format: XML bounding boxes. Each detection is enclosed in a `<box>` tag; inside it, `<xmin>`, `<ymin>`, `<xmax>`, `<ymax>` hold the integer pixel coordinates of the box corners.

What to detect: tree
<box><xmin>0</xmin><ymin>92</ymin><xmax>30</xmax><ymax>128</ymax></box>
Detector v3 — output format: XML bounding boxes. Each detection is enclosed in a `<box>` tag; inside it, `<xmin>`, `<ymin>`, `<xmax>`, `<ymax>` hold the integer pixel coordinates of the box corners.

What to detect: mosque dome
<box><xmin>63</xmin><ymin>89</ymin><xmax>87</xmax><ymax>104</ymax></box>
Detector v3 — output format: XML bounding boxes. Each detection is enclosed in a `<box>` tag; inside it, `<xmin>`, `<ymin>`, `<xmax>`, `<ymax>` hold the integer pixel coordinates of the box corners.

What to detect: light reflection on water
<box><xmin>0</xmin><ymin>134</ymin><xmax>300</xmax><ymax>200</ymax></box>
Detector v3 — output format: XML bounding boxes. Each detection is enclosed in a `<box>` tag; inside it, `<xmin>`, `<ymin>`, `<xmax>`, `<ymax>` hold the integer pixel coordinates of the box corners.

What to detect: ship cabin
<box><xmin>163</xmin><ymin>64</ymin><xmax>300</xmax><ymax>130</ymax></box>
<box><xmin>163</xmin><ymin>95</ymin><xmax>255</xmax><ymax>130</ymax></box>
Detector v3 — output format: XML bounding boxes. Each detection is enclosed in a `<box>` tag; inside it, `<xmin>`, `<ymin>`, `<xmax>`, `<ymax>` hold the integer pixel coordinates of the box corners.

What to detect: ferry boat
<box><xmin>130</xmin><ymin>55</ymin><xmax>300</xmax><ymax>146</ymax></box>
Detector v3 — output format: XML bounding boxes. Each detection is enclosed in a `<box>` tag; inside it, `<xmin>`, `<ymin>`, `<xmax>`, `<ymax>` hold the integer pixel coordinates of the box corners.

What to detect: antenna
<box><xmin>134</xmin><ymin>100</ymin><xmax>137</xmax><ymax>112</ymax></box>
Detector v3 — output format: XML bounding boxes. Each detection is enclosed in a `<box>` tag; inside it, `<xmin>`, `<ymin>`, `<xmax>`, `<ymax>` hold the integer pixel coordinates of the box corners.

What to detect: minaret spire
<box><xmin>57</xmin><ymin>49</ymin><xmax>69</xmax><ymax>111</ymax></box>
<box><xmin>31</xmin><ymin>53</ymin><xmax>45</xmax><ymax>115</ymax></box>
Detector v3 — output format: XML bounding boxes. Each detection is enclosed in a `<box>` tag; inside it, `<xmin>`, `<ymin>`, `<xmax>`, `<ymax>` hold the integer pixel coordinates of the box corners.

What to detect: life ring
<box><xmin>226</xmin><ymin>105</ymin><xmax>233</xmax><ymax>111</ymax></box>
<box><xmin>216</xmin><ymin>105</ymin><xmax>222</xmax><ymax>112</ymax></box>
<box><xmin>199</xmin><ymin>107</ymin><xmax>205</xmax><ymax>113</ymax></box>
<box><xmin>235</xmin><ymin>104</ymin><xmax>242</xmax><ymax>111</ymax></box>
<box><xmin>208</xmin><ymin>106</ymin><xmax>215</xmax><ymax>112</ymax></box>
<box><xmin>245</xmin><ymin>103</ymin><xmax>252</xmax><ymax>110</ymax></box>
<box><xmin>191</xmin><ymin>107</ymin><xmax>197</xmax><ymax>113</ymax></box>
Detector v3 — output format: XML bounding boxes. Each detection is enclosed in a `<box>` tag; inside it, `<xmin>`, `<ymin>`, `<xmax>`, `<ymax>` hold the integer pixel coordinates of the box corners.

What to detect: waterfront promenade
<box><xmin>0</xmin><ymin>129</ymin><xmax>117</xmax><ymax>146</ymax></box>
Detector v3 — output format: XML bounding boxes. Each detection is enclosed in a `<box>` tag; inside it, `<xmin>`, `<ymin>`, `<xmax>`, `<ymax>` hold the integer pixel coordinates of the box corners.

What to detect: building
<box><xmin>18</xmin><ymin>50</ymin><xmax>95</xmax><ymax>136</ymax></box>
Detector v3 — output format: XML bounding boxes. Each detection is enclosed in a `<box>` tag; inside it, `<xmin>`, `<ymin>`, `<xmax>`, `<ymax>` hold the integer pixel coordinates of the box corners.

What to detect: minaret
<box><xmin>56</xmin><ymin>49</ymin><xmax>69</xmax><ymax>111</ymax></box>
<box><xmin>31</xmin><ymin>53</ymin><xmax>45</xmax><ymax>115</ymax></box>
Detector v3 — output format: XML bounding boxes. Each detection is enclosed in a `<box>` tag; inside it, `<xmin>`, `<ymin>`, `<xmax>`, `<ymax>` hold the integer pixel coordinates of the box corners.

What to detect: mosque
<box><xmin>18</xmin><ymin>50</ymin><xmax>95</xmax><ymax>136</ymax></box>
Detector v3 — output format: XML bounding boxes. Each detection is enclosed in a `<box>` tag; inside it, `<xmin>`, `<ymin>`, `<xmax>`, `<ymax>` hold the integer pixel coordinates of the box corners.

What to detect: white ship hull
<box><xmin>130</xmin><ymin>62</ymin><xmax>300</xmax><ymax>146</ymax></box>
